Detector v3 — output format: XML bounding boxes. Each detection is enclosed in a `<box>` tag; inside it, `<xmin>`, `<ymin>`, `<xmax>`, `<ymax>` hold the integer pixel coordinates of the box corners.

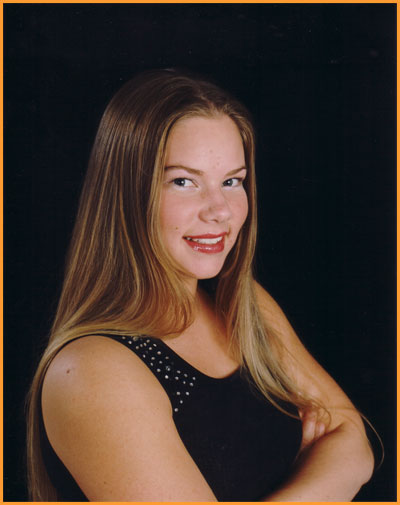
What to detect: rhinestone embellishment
<box><xmin>116</xmin><ymin>335</ymin><xmax>198</xmax><ymax>414</ymax></box>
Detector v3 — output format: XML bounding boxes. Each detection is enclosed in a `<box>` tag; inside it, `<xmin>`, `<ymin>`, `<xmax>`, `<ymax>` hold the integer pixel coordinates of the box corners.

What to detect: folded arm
<box><xmin>255</xmin><ymin>282</ymin><xmax>374</xmax><ymax>501</ymax></box>
<box><xmin>42</xmin><ymin>288</ymin><xmax>374</xmax><ymax>503</ymax></box>
<box><xmin>266</xmin><ymin>422</ymin><xmax>372</xmax><ymax>501</ymax></box>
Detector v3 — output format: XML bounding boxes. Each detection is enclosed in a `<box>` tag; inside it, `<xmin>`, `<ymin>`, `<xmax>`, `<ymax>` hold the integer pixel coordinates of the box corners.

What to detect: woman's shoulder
<box><xmin>43</xmin><ymin>333</ymin><xmax>169</xmax><ymax>398</ymax></box>
<box><xmin>253</xmin><ymin>280</ymin><xmax>291</xmax><ymax>332</ymax></box>
<box><xmin>41</xmin><ymin>334</ymin><xmax>216</xmax><ymax>501</ymax></box>
<box><xmin>42</xmin><ymin>335</ymin><xmax>171</xmax><ymax>434</ymax></box>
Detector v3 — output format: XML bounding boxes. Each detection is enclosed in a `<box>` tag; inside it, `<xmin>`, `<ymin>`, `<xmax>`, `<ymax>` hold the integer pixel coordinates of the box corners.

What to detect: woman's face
<box><xmin>160</xmin><ymin>114</ymin><xmax>248</xmax><ymax>286</ymax></box>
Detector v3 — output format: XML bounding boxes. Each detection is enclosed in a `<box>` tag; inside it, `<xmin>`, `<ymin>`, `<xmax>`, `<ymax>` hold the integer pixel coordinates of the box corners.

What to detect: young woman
<box><xmin>27</xmin><ymin>69</ymin><xmax>373</xmax><ymax>501</ymax></box>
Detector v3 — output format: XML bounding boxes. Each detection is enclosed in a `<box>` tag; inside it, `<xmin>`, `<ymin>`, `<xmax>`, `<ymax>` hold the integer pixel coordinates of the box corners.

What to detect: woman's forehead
<box><xmin>165</xmin><ymin>115</ymin><xmax>245</xmax><ymax>170</ymax></box>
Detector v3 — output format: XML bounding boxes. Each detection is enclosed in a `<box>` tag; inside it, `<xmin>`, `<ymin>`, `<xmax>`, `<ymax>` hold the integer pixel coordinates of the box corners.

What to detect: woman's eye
<box><xmin>223</xmin><ymin>177</ymin><xmax>243</xmax><ymax>187</ymax></box>
<box><xmin>172</xmin><ymin>178</ymin><xmax>194</xmax><ymax>187</ymax></box>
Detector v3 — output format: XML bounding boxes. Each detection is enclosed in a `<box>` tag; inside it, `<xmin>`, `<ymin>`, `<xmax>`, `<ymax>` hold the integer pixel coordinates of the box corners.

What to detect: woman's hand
<box><xmin>299</xmin><ymin>409</ymin><xmax>326</xmax><ymax>452</ymax></box>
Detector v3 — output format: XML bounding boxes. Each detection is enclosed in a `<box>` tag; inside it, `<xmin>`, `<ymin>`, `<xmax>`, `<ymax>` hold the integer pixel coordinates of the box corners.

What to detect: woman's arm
<box><xmin>42</xmin><ymin>335</ymin><xmax>217</xmax><ymax>501</ymax></box>
<box><xmin>254</xmin><ymin>282</ymin><xmax>374</xmax><ymax>502</ymax></box>
<box><xmin>267</xmin><ymin>422</ymin><xmax>372</xmax><ymax>501</ymax></box>
<box><xmin>42</xmin><ymin>303</ymin><xmax>373</xmax><ymax>502</ymax></box>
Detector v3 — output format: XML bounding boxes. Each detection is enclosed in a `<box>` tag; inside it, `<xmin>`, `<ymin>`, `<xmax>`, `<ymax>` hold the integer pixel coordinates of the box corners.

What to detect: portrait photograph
<box><xmin>4</xmin><ymin>2</ymin><xmax>396</xmax><ymax>502</ymax></box>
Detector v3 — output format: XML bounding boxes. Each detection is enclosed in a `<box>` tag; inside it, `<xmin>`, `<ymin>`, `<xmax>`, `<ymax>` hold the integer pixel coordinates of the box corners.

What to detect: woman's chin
<box><xmin>182</xmin><ymin>264</ymin><xmax>225</xmax><ymax>282</ymax></box>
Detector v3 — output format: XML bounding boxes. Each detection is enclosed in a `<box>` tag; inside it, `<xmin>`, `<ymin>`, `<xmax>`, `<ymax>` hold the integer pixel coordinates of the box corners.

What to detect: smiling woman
<box><xmin>160</xmin><ymin>115</ymin><xmax>248</xmax><ymax>283</ymax></box>
<box><xmin>26</xmin><ymin>69</ymin><xmax>373</xmax><ymax>501</ymax></box>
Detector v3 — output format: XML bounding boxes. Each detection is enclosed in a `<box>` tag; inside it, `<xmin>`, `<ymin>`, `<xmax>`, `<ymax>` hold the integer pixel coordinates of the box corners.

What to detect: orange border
<box><xmin>1</xmin><ymin>0</ymin><xmax>398</xmax><ymax>3</ymax></box>
<box><xmin>1</xmin><ymin>1</ymin><xmax>398</xmax><ymax>505</ymax></box>
<box><xmin>0</xmin><ymin>2</ymin><xmax>3</xmax><ymax>505</ymax></box>
<box><xmin>397</xmin><ymin>2</ymin><xmax>400</xmax><ymax>504</ymax></box>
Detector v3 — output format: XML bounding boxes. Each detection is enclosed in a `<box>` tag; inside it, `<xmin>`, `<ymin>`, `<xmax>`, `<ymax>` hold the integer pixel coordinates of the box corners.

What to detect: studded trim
<box><xmin>116</xmin><ymin>335</ymin><xmax>197</xmax><ymax>414</ymax></box>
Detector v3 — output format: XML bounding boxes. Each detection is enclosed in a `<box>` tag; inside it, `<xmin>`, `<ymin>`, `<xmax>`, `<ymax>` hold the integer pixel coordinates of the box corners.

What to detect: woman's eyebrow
<box><xmin>164</xmin><ymin>165</ymin><xmax>247</xmax><ymax>176</ymax></box>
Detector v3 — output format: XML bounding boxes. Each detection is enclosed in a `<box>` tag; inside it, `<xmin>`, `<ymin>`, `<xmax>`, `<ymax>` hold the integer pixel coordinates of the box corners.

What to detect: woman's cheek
<box><xmin>160</xmin><ymin>194</ymin><xmax>195</xmax><ymax>230</ymax></box>
<box><xmin>234</xmin><ymin>192</ymin><xmax>249</xmax><ymax>228</ymax></box>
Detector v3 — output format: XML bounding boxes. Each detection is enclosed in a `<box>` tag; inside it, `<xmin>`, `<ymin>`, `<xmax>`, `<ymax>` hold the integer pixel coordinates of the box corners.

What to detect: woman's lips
<box><xmin>183</xmin><ymin>233</ymin><xmax>226</xmax><ymax>253</ymax></box>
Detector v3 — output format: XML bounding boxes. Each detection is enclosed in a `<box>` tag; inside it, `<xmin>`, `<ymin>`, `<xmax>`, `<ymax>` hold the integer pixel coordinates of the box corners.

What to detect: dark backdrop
<box><xmin>4</xmin><ymin>3</ymin><xmax>396</xmax><ymax>501</ymax></box>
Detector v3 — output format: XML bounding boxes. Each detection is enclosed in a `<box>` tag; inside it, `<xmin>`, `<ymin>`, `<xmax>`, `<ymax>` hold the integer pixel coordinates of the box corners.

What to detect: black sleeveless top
<box><xmin>41</xmin><ymin>334</ymin><xmax>302</xmax><ymax>501</ymax></box>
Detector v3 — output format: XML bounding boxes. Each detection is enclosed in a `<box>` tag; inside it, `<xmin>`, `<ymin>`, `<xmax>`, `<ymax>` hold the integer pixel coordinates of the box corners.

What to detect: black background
<box><xmin>4</xmin><ymin>3</ymin><xmax>396</xmax><ymax>501</ymax></box>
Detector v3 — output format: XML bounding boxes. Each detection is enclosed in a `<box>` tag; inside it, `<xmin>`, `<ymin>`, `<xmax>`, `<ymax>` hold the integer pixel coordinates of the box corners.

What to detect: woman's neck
<box><xmin>162</xmin><ymin>287</ymin><xmax>239</xmax><ymax>378</ymax></box>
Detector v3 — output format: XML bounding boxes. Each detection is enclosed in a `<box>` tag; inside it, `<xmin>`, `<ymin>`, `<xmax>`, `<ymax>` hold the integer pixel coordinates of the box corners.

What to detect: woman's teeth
<box><xmin>185</xmin><ymin>236</ymin><xmax>223</xmax><ymax>244</ymax></box>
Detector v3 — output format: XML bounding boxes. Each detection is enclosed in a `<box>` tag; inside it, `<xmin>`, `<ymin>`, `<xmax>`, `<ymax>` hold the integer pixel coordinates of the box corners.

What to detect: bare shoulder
<box><xmin>253</xmin><ymin>280</ymin><xmax>296</xmax><ymax>337</ymax></box>
<box><xmin>42</xmin><ymin>335</ymin><xmax>170</xmax><ymax>417</ymax></box>
<box><xmin>253</xmin><ymin>281</ymin><xmax>363</xmax><ymax>428</ymax></box>
<box><xmin>254</xmin><ymin>279</ymin><xmax>335</xmax><ymax>375</ymax></box>
<box><xmin>41</xmin><ymin>335</ymin><xmax>215</xmax><ymax>501</ymax></box>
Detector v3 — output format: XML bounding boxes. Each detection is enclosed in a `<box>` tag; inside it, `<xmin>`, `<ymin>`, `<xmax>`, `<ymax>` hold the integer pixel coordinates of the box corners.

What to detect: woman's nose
<box><xmin>198</xmin><ymin>189</ymin><xmax>232</xmax><ymax>223</ymax></box>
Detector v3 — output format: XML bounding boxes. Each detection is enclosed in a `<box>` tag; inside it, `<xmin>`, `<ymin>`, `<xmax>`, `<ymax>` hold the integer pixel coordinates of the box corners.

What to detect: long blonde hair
<box><xmin>27</xmin><ymin>69</ymin><xmax>310</xmax><ymax>501</ymax></box>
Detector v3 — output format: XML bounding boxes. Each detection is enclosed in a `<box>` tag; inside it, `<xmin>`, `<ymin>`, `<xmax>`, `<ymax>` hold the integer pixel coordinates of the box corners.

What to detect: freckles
<box><xmin>232</xmin><ymin>194</ymin><xmax>248</xmax><ymax>212</ymax></box>
<box><xmin>233</xmin><ymin>197</ymin><xmax>249</xmax><ymax>226</ymax></box>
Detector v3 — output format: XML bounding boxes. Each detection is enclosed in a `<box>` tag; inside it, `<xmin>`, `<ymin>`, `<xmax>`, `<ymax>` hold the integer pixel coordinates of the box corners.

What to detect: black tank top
<box><xmin>41</xmin><ymin>334</ymin><xmax>302</xmax><ymax>501</ymax></box>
